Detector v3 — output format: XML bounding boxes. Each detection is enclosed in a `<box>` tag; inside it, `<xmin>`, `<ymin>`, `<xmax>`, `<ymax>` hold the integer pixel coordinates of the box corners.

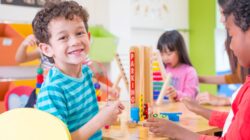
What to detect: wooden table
<box><xmin>102</xmin><ymin>102</ymin><xmax>230</xmax><ymax>140</ymax></box>
<box><xmin>0</xmin><ymin>66</ymin><xmax>37</xmax><ymax>82</ymax></box>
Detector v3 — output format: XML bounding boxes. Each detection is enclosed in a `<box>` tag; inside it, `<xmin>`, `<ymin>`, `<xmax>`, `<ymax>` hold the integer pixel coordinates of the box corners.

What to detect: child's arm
<box><xmin>143</xmin><ymin>117</ymin><xmax>200</xmax><ymax>140</ymax></box>
<box><xmin>182</xmin><ymin>98</ymin><xmax>228</xmax><ymax>128</ymax></box>
<box><xmin>201</xmin><ymin>89</ymin><xmax>250</xmax><ymax>139</ymax></box>
<box><xmin>199</xmin><ymin>75</ymin><xmax>226</xmax><ymax>84</ymax></box>
<box><xmin>71</xmin><ymin>101</ymin><xmax>124</xmax><ymax>140</ymax></box>
<box><xmin>182</xmin><ymin>98</ymin><xmax>212</xmax><ymax>120</ymax></box>
<box><xmin>196</xmin><ymin>92</ymin><xmax>231</xmax><ymax>106</ymax></box>
<box><xmin>15</xmin><ymin>34</ymin><xmax>41</xmax><ymax>63</ymax></box>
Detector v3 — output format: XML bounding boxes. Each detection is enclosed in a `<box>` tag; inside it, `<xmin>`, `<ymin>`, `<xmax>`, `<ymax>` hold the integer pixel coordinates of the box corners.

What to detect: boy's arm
<box><xmin>71</xmin><ymin>101</ymin><xmax>124</xmax><ymax>140</ymax></box>
<box><xmin>71</xmin><ymin>110</ymin><xmax>107</xmax><ymax>140</ymax></box>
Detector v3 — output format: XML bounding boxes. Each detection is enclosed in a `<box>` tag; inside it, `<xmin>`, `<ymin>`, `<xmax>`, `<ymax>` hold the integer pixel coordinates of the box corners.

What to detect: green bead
<box><xmin>37</xmin><ymin>68</ymin><xmax>43</xmax><ymax>74</ymax></box>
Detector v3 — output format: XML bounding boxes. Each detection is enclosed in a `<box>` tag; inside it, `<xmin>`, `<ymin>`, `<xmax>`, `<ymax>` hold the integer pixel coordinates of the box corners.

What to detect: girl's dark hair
<box><xmin>32</xmin><ymin>1</ymin><xmax>89</xmax><ymax>44</ymax></box>
<box><xmin>218</xmin><ymin>0</ymin><xmax>228</xmax><ymax>10</ymax></box>
<box><xmin>223</xmin><ymin>0</ymin><xmax>250</xmax><ymax>32</ymax></box>
<box><xmin>221</xmin><ymin>0</ymin><xmax>250</xmax><ymax>81</ymax></box>
<box><xmin>157</xmin><ymin>30</ymin><xmax>193</xmax><ymax>66</ymax></box>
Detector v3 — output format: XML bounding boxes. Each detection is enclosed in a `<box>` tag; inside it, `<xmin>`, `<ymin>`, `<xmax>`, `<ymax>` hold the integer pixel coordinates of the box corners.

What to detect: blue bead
<box><xmin>94</xmin><ymin>82</ymin><xmax>101</xmax><ymax>89</ymax></box>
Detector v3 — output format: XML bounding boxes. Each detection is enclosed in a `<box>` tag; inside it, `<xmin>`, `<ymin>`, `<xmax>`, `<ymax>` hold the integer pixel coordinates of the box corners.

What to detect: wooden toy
<box><xmin>114</xmin><ymin>53</ymin><xmax>129</xmax><ymax>92</ymax></box>
<box><xmin>129</xmin><ymin>46</ymin><xmax>153</xmax><ymax>123</ymax></box>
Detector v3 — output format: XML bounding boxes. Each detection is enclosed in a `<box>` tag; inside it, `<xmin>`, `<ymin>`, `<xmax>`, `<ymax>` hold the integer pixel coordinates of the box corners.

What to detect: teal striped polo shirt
<box><xmin>36</xmin><ymin>65</ymin><xmax>102</xmax><ymax>140</ymax></box>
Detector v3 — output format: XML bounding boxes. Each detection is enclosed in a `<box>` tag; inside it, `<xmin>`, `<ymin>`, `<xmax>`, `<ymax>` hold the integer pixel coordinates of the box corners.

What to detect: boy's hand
<box><xmin>143</xmin><ymin>117</ymin><xmax>179</xmax><ymax>138</ymax></box>
<box><xmin>108</xmin><ymin>86</ymin><xmax>120</xmax><ymax>100</ymax></box>
<box><xmin>21</xmin><ymin>34</ymin><xmax>37</xmax><ymax>48</ymax></box>
<box><xmin>100</xmin><ymin>101</ymin><xmax>124</xmax><ymax>125</ymax></box>
<box><xmin>164</xmin><ymin>86</ymin><xmax>177</xmax><ymax>99</ymax></box>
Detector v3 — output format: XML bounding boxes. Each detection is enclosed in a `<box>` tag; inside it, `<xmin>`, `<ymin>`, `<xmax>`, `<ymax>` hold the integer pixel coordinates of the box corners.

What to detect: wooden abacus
<box><xmin>129</xmin><ymin>46</ymin><xmax>153</xmax><ymax>122</ymax></box>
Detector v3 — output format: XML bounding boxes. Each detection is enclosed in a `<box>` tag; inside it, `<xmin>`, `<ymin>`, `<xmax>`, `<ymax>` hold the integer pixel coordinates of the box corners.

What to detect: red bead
<box><xmin>37</xmin><ymin>74</ymin><xmax>44</xmax><ymax>83</ymax></box>
<box><xmin>104</xmin><ymin>125</ymin><xmax>109</xmax><ymax>129</ymax></box>
<box><xmin>97</xmin><ymin>96</ymin><xmax>101</xmax><ymax>101</ymax></box>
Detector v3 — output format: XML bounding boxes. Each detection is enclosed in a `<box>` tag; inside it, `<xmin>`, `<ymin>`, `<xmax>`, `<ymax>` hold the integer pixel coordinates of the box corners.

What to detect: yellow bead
<box><xmin>96</xmin><ymin>90</ymin><xmax>101</xmax><ymax>96</ymax></box>
<box><xmin>36</xmin><ymin>88</ymin><xmax>40</xmax><ymax>95</ymax></box>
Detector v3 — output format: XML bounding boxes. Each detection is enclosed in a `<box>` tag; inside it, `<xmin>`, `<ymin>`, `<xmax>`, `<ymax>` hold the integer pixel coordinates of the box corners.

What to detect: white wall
<box><xmin>215</xmin><ymin>1</ymin><xmax>230</xmax><ymax>72</ymax></box>
<box><xmin>0</xmin><ymin>4</ymin><xmax>39</xmax><ymax>23</ymax></box>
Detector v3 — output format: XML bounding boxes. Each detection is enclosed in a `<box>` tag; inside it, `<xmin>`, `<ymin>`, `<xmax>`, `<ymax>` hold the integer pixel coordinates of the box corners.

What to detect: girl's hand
<box><xmin>196</xmin><ymin>92</ymin><xmax>217</xmax><ymax>105</ymax></box>
<box><xmin>164</xmin><ymin>86</ymin><xmax>177</xmax><ymax>99</ymax></box>
<box><xmin>100</xmin><ymin>101</ymin><xmax>124</xmax><ymax>125</ymax></box>
<box><xmin>143</xmin><ymin>117</ymin><xmax>179</xmax><ymax>139</ymax></box>
<box><xmin>181</xmin><ymin>97</ymin><xmax>202</xmax><ymax>114</ymax></box>
<box><xmin>196</xmin><ymin>92</ymin><xmax>230</xmax><ymax>106</ymax></box>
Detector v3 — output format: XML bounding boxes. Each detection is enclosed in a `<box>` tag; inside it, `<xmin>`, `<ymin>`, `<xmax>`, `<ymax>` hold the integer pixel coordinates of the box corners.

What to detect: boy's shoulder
<box><xmin>82</xmin><ymin>64</ymin><xmax>91</xmax><ymax>72</ymax></box>
<box><xmin>81</xmin><ymin>65</ymin><xmax>93</xmax><ymax>77</ymax></box>
<box><xmin>42</xmin><ymin>67</ymin><xmax>66</xmax><ymax>87</ymax></box>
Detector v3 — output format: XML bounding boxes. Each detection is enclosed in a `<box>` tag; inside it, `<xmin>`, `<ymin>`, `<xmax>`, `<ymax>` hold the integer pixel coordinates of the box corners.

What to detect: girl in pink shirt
<box><xmin>157</xmin><ymin>30</ymin><xmax>199</xmax><ymax>101</ymax></box>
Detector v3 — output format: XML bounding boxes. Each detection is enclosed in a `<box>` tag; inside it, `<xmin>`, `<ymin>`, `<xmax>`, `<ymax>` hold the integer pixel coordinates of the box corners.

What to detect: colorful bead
<box><xmin>96</xmin><ymin>90</ymin><xmax>101</xmax><ymax>96</ymax></box>
<box><xmin>94</xmin><ymin>82</ymin><xmax>101</xmax><ymax>89</ymax></box>
<box><xmin>37</xmin><ymin>67</ymin><xmax>43</xmax><ymax>74</ymax></box>
<box><xmin>36</xmin><ymin>75</ymin><xmax>44</xmax><ymax>83</ymax></box>
<box><xmin>97</xmin><ymin>96</ymin><xmax>101</xmax><ymax>101</ymax></box>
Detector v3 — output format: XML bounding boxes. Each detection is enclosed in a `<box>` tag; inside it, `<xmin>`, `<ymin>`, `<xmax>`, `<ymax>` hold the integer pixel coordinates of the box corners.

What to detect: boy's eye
<box><xmin>76</xmin><ymin>31</ymin><xmax>86</xmax><ymax>36</ymax></box>
<box><xmin>58</xmin><ymin>36</ymin><xmax>67</xmax><ymax>40</ymax></box>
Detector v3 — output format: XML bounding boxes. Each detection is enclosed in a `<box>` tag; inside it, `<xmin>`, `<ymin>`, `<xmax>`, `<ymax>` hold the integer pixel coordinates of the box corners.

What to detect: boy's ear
<box><xmin>39</xmin><ymin>43</ymin><xmax>53</xmax><ymax>57</ymax></box>
<box><xmin>88</xmin><ymin>32</ymin><xmax>91</xmax><ymax>40</ymax></box>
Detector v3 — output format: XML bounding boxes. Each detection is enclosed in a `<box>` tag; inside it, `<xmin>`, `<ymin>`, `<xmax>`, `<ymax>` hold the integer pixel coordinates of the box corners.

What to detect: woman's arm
<box><xmin>199</xmin><ymin>75</ymin><xmax>226</xmax><ymax>84</ymax></box>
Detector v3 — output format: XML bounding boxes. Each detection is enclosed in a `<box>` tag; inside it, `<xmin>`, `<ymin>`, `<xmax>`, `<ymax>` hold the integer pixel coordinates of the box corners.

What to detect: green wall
<box><xmin>189</xmin><ymin>0</ymin><xmax>217</xmax><ymax>94</ymax></box>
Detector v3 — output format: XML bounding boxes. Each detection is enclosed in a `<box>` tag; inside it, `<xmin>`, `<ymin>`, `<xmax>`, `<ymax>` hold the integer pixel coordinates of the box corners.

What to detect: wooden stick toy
<box><xmin>114</xmin><ymin>53</ymin><xmax>129</xmax><ymax>92</ymax></box>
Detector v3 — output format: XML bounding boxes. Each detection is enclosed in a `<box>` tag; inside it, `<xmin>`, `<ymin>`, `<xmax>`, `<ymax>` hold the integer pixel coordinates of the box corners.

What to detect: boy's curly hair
<box><xmin>223</xmin><ymin>0</ymin><xmax>250</xmax><ymax>32</ymax></box>
<box><xmin>32</xmin><ymin>1</ymin><xmax>89</xmax><ymax>44</ymax></box>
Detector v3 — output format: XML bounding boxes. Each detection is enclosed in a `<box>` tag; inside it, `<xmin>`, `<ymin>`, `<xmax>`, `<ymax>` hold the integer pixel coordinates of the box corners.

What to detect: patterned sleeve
<box><xmin>36</xmin><ymin>85</ymin><xmax>68</xmax><ymax>126</ymax></box>
<box><xmin>83</xmin><ymin>65</ymin><xmax>93</xmax><ymax>78</ymax></box>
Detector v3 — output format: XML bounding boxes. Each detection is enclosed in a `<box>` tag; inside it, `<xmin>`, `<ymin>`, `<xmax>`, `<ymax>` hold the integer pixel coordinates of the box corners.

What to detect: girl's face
<box><xmin>226</xmin><ymin>15</ymin><xmax>250</xmax><ymax>67</ymax></box>
<box><xmin>161</xmin><ymin>48</ymin><xmax>179</xmax><ymax>68</ymax></box>
<box><xmin>219</xmin><ymin>7</ymin><xmax>226</xmax><ymax>25</ymax></box>
<box><xmin>40</xmin><ymin>16</ymin><xmax>90</xmax><ymax>68</ymax></box>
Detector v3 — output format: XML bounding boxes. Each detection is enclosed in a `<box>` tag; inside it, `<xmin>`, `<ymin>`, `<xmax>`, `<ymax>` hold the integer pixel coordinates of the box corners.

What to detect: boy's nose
<box><xmin>69</xmin><ymin>36</ymin><xmax>81</xmax><ymax>46</ymax></box>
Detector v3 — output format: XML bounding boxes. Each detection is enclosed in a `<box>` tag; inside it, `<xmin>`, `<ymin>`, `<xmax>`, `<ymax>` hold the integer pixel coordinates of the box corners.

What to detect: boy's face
<box><xmin>40</xmin><ymin>16</ymin><xmax>90</xmax><ymax>67</ymax></box>
<box><xmin>226</xmin><ymin>15</ymin><xmax>250</xmax><ymax>67</ymax></box>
